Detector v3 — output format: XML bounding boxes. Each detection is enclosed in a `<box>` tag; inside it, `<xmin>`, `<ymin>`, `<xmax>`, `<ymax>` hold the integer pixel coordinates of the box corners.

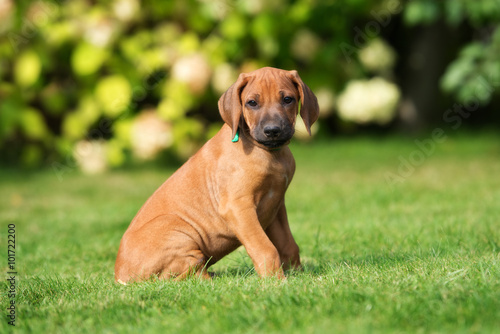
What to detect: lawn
<box><xmin>1</xmin><ymin>132</ymin><xmax>500</xmax><ymax>333</ymax></box>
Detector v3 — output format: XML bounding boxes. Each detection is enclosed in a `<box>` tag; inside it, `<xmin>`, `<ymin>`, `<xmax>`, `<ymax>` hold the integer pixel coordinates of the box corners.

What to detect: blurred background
<box><xmin>0</xmin><ymin>0</ymin><xmax>499</xmax><ymax>173</ymax></box>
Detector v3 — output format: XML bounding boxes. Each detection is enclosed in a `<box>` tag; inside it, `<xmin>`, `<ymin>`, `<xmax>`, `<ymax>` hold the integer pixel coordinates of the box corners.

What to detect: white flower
<box><xmin>291</xmin><ymin>29</ymin><xmax>321</xmax><ymax>62</ymax></box>
<box><xmin>25</xmin><ymin>0</ymin><xmax>56</xmax><ymax>28</ymax></box>
<box><xmin>212</xmin><ymin>63</ymin><xmax>238</xmax><ymax>94</ymax></box>
<box><xmin>84</xmin><ymin>18</ymin><xmax>115</xmax><ymax>47</ymax></box>
<box><xmin>113</xmin><ymin>0</ymin><xmax>138</xmax><ymax>22</ymax></box>
<box><xmin>337</xmin><ymin>77</ymin><xmax>400</xmax><ymax>125</ymax></box>
<box><xmin>359</xmin><ymin>39</ymin><xmax>396</xmax><ymax>73</ymax></box>
<box><xmin>74</xmin><ymin>140</ymin><xmax>108</xmax><ymax>174</ymax></box>
<box><xmin>0</xmin><ymin>0</ymin><xmax>13</xmax><ymax>18</ymax></box>
<box><xmin>0</xmin><ymin>0</ymin><xmax>12</xmax><ymax>33</ymax></box>
<box><xmin>172</xmin><ymin>54</ymin><xmax>211</xmax><ymax>94</ymax></box>
<box><xmin>315</xmin><ymin>87</ymin><xmax>335</xmax><ymax>117</ymax></box>
<box><xmin>131</xmin><ymin>111</ymin><xmax>173</xmax><ymax>160</ymax></box>
<box><xmin>198</xmin><ymin>0</ymin><xmax>234</xmax><ymax>19</ymax></box>
<box><xmin>240</xmin><ymin>0</ymin><xmax>285</xmax><ymax>14</ymax></box>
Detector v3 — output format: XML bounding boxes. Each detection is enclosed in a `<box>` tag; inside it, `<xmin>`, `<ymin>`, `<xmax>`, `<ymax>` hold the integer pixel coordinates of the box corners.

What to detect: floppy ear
<box><xmin>218</xmin><ymin>73</ymin><xmax>250</xmax><ymax>140</ymax></box>
<box><xmin>288</xmin><ymin>70</ymin><xmax>319</xmax><ymax>136</ymax></box>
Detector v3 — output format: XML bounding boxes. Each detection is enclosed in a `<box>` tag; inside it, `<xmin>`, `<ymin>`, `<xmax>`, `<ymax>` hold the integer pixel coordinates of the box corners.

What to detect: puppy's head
<box><xmin>218</xmin><ymin>67</ymin><xmax>319</xmax><ymax>149</ymax></box>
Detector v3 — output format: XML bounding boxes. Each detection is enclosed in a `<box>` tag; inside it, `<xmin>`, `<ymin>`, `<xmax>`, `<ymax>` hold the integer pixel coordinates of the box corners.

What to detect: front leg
<box><xmin>220</xmin><ymin>197</ymin><xmax>285</xmax><ymax>278</ymax></box>
<box><xmin>266</xmin><ymin>203</ymin><xmax>302</xmax><ymax>271</ymax></box>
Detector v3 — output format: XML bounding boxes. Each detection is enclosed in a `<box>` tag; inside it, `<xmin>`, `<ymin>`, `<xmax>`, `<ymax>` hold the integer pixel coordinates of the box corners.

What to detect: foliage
<box><xmin>404</xmin><ymin>0</ymin><xmax>500</xmax><ymax>104</ymax></box>
<box><xmin>0</xmin><ymin>0</ymin><xmax>398</xmax><ymax>170</ymax></box>
<box><xmin>1</xmin><ymin>134</ymin><xmax>499</xmax><ymax>332</ymax></box>
<box><xmin>1</xmin><ymin>0</ymin><xmax>499</xmax><ymax>170</ymax></box>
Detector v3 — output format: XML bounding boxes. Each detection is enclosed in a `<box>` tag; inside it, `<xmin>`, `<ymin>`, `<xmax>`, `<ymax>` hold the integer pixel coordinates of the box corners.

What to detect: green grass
<box><xmin>1</xmin><ymin>132</ymin><xmax>500</xmax><ymax>333</ymax></box>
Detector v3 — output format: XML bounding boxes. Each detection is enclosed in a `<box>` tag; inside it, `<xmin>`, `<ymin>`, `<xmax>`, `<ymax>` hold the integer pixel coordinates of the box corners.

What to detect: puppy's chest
<box><xmin>254</xmin><ymin>169</ymin><xmax>292</xmax><ymax>226</ymax></box>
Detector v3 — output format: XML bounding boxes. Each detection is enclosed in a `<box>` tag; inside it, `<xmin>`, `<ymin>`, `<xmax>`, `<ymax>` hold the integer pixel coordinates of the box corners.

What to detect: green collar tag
<box><xmin>231</xmin><ymin>128</ymin><xmax>240</xmax><ymax>143</ymax></box>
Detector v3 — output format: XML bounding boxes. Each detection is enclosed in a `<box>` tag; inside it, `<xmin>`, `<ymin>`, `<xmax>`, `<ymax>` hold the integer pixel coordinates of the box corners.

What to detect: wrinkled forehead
<box><xmin>241</xmin><ymin>70</ymin><xmax>298</xmax><ymax>100</ymax></box>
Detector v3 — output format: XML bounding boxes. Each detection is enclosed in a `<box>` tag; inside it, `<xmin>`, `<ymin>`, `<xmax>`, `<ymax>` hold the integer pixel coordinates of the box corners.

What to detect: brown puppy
<box><xmin>115</xmin><ymin>67</ymin><xmax>319</xmax><ymax>283</ymax></box>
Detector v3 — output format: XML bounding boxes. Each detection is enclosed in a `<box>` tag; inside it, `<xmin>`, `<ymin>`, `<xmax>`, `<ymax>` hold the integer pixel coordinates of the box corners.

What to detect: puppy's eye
<box><xmin>247</xmin><ymin>100</ymin><xmax>258</xmax><ymax>107</ymax></box>
<box><xmin>283</xmin><ymin>96</ymin><xmax>294</xmax><ymax>104</ymax></box>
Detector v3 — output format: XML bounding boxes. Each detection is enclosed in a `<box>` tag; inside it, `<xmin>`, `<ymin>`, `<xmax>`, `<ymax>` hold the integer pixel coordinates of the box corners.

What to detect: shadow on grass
<box><xmin>192</xmin><ymin>246</ymin><xmax>453</xmax><ymax>279</ymax></box>
<box><xmin>300</xmin><ymin>244</ymin><xmax>485</xmax><ymax>278</ymax></box>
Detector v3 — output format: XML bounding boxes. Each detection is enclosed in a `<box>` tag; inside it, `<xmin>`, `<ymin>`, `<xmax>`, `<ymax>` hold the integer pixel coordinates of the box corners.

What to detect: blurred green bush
<box><xmin>404</xmin><ymin>0</ymin><xmax>500</xmax><ymax>104</ymax></box>
<box><xmin>0</xmin><ymin>0</ymin><xmax>498</xmax><ymax>172</ymax></box>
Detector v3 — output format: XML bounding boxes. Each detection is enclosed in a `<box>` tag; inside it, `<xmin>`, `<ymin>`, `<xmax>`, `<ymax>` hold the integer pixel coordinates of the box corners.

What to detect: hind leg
<box><xmin>160</xmin><ymin>248</ymin><xmax>211</xmax><ymax>280</ymax></box>
<box><xmin>115</xmin><ymin>216</ymin><xmax>210</xmax><ymax>282</ymax></box>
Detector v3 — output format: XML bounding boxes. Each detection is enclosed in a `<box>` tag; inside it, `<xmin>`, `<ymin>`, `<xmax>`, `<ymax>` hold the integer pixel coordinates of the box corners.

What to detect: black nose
<box><xmin>263</xmin><ymin>125</ymin><xmax>281</xmax><ymax>138</ymax></box>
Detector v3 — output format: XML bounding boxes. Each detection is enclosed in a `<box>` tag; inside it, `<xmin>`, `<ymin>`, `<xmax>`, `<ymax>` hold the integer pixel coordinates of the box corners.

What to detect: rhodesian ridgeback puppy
<box><xmin>115</xmin><ymin>67</ymin><xmax>319</xmax><ymax>283</ymax></box>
